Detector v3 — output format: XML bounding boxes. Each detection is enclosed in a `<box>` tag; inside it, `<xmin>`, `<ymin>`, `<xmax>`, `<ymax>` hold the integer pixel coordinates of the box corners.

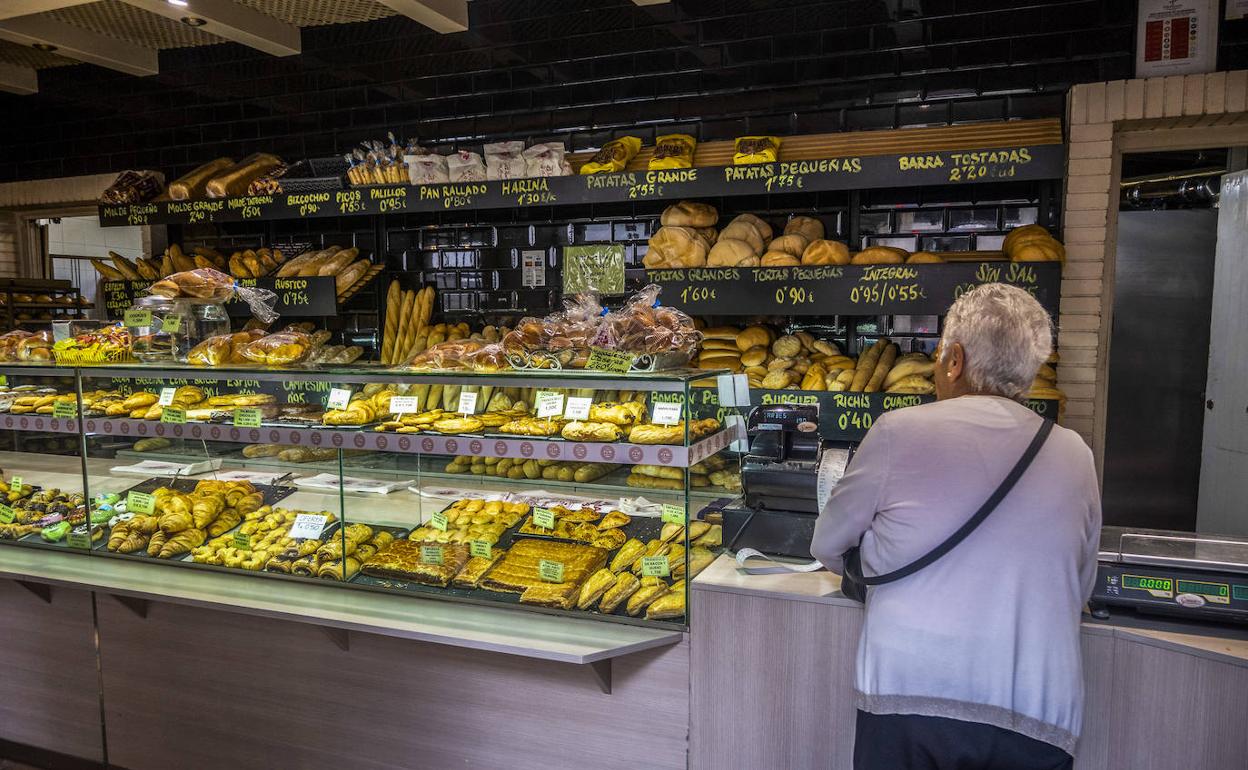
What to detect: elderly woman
<box><xmin>811</xmin><ymin>283</ymin><xmax>1101</xmax><ymax>770</ymax></box>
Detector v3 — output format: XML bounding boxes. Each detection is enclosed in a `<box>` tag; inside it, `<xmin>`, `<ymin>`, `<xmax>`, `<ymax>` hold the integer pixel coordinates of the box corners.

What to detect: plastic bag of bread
<box><xmin>147</xmin><ymin>268</ymin><xmax>278</xmax><ymax>322</ymax></box>
<box><xmin>580</xmin><ymin>136</ymin><xmax>642</xmax><ymax>174</ymax></box>
<box><xmin>593</xmin><ymin>284</ymin><xmax>701</xmax><ymax>357</ymax></box>
<box><xmin>447</xmin><ymin>150</ymin><xmax>486</xmax><ymax>182</ymax></box>
<box><xmin>187</xmin><ymin>333</ymin><xmax>233</xmax><ymax>366</ymax></box>
<box><xmin>100</xmin><ymin>170</ymin><xmax>163</xmax><ymax>205</ymax></box>
<box><xmin>643</xmin><ymin>226</ymin><xmax>708</xmax><ymax>268</ymax></box>
<box><xmin>405</xmin><ymin>153</ymin><xmax>449</xmax><ymax>185</ymax></box>
<box><xmin>484</xmin><ymin>141</ymin><xmax>525</xmax><ymax>180</ymax></box>
<box><xmin>649</xmin><ymin>134</ymin><xmax>696</xmax><ymax>170</ymax></box>
<box><xmin>733</xmin><ymin>136</ymin><xmax>781</xmax><ymax>165</ymax></box>
<box><xmin>406</xmin><ymin>339</ymin><xmax>485</xmax><ymax>370</ymax></box>
<box><xmin>238</xmin><ymin>330</ymin><xmax>312</xmax><ymax>366</ymax></box>
<box><xmin>523</xmin><ymin>142</ymin><xmax>568</xmax><ymax>177</ymax></box>
<box><xmin>205</xmin><ymin>153</ymin><xmax>284</xmax><ymax>198</ymax></box>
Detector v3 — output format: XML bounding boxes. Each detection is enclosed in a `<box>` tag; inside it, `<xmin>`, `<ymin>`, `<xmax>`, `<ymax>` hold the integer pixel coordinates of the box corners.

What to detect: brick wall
<box><xmin>0</xmin><ymin>0</ymin><xmax>1164</xmax><ymax>183</ymax></box>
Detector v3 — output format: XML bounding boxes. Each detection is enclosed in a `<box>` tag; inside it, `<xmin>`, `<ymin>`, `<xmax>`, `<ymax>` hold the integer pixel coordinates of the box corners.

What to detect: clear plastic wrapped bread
<box><xmin>593</xmin><ymin>284</ymin><xmax>701</xmax><ymax>357</ymax></box>
<box><xmin>501</xmin><ymin>293</ymin><xmax>604</xmax><ymax>360</ymax></box>
<box><xmin>146</xmin><ymin>268</ymin><xmax>278</xmax><ymax>322</ymax></box>
<box><xmin>238</xmin><ymin>330</ymin><xmax>312</xmax><ymax>366</ymax></box>
<box><xmin>406</xmin><ymin>339</ymin><xmax>485</xmax><ymax>370</ymax></box>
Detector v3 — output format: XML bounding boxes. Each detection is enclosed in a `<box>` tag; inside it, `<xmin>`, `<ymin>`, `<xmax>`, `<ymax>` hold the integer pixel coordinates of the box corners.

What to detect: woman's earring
<box><xmin>947</xmin><ymin>372</ymin><xmax>954</xmax><ymax>378</ymax></box>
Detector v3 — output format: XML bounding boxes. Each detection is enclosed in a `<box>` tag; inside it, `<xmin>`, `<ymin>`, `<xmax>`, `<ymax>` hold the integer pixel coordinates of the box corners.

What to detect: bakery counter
<box><xmin>690</xmin><ymin>554</ymin><xmax>1248</xmax><ymax>770</ymax></box>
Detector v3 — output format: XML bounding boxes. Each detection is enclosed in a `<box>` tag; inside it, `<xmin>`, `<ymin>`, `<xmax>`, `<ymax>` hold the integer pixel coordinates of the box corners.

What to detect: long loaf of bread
<box><xmin>168</xmin><ymin>157</ymin><xmax>233</xmax><ymax>200</ymax></box>
<box><xmin>205</xmin><ymin>153</ymin><xmax>284</xmax><ymax>198</ymax></box>
<box><xmin>851</xmin><ymin>339</ymin><xmax>885</xmax><ymax>392</ymax></box>
<box><xmin>381</xmin><ymin>279</ymin><xmax>400</xmax><ymax>364</ymax></box>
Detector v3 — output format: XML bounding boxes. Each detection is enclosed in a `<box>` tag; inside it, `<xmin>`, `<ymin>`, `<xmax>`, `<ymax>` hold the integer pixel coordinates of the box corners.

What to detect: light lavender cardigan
<box><xmin>811</xmin><ymin>396</ymin><xmax>1101</xmax><ymax>753</ymax></box>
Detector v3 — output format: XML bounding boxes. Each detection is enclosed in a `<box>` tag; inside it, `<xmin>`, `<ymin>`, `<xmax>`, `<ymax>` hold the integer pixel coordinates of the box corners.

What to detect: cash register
<box><xmin>721</xmin><ymin>403</ymin><xmax>852</xmax><ymax>559</ymax></box>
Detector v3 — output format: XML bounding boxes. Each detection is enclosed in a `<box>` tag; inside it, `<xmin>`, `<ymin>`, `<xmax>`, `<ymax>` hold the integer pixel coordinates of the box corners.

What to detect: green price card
<box><xmin>660</xmin><ymin>503</ymin><xmax>685</xmax><ymax>525</ymax></box>
<box><xmin>420</xmin><ymin>545</ymin><xmax>443</xmax><ymax>565</ymax></box>
<box><xmin>67</xmin><ymin>531</ymin><xmax>92</xmax><ymax>550</ymax></box>
<box><xmin>641</xmin><ymin>555</ymin><xmax>671</xmax><ymax>577</ymax></box>
<box><xmin>233</xmin><ymin>408</ymin><xmax>262</xmax><ymax>428</ymax></box>
<box><xmin>532</xmin><ymin>507</ymin><xmax>555</xmax><ymax>529</ymax></box>
<box><xmin>586</xmin><ymin>347</ymin><xmax>634</xmax><ymax>373</ymax></box>
<box><xmin>160</xmin><ymin>314</ymin><xmax>182</xmax><ymax>334</ymax></box>
<box><xmin>0</xmin><ymin>505</ymin><xmax>13</xmax><ymax>524</ymax></box>
<box><xmin>123</xmin><ymin>309</ymin><xmax>152</xmax><ymax>328</ymax></box>
<box><xmin>232</xmin><ymin>531</ymin><xmax>251</xmax><ymax>551</ymax></box>
<box><xmin>10</xmin><ymin>477</ymin><xmax>21</xmax><ymax>494</ymax></box>
<box><xmin>430</xmin><ymin>510</ymin><xmax>448</xmax><ymax>531</ymax></box>
<box><xmin>538</xmin><ymin>559</ymin><xmax>565</xmax><ymax>583</ymax></box>
<box><xmin>127</xmin><ymin>491</ymin><xmax>155</xmax><ymax>514</ymax></box>
<box><xmin>470</xmin><ymin>540</ymin><xmax>492</xmax><ymax>559</ymax></box>
<box><xmin>53</xmin><ymin>401</ymin><xmax>77</xmax><ymax>418</ymax></box>
<box><xmin>161</xmin><ymin>407</ymin><xmax>186</xmax><ymax>424</ymax></box>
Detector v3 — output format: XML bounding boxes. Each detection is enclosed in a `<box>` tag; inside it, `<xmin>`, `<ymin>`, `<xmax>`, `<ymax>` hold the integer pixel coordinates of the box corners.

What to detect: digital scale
<box><xmin>1091</xmin><ymin>526</ymin><xmax>1248</xmax><ymax>625</ymax></box>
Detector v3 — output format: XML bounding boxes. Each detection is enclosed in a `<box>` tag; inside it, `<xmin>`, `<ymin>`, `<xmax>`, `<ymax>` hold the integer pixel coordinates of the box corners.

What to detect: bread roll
<box><xmin>740</xmin><ymin>345</ymin><xmax>768</xmax><ymax>367</ymax></box>
<box><xmin>661</xmin><ymin>201</ymin><xmax>718</xmax><ymax>228</ymax></box>
<box><xmin>1003</xmin><ymin>224</ymin><xmax>1050</xmax><ymax>252</ymax></box>
<box><xmin>1011</xmin><ymin>242</ymin><xmax>1062</xmax><ymax>262</ymax></box>
<box><xmin>731</xmin><ymin>213</ymin><xmax>773</xmax><ymax>241</ymax></box>
<box><xmin>907</xmin><ymin>251</ymin><xmax>944</xmax><ymax>263</ymax></box>
<box><xmin>707</xmin><ymin>238</ymin><xmax>758</xmax><ymax>267</ymax></box>
<box><xmin>801</xmin><ymin>239</ymin><xmax>850</xmax><ymax>265</ymax></box>
<box><xmin>785</xmin><ymin>215</ymin><xmax>824</xmax><ymax>242</ymax></box>
<box><xmin>718</xmin><ymin>221</ymin><xmax>764</xmax><ymax>254</ymax></box>
<box><xmin>761</xmin><ymin>251</ymin><xmax>799</xmax><ymax>266</ymax></box>
<box><xmin>851</xmin><ymin>246</ymin><xmax>907</xmax><ymax>265</ymax></box>
<box><xmin>702</xmin><ymin>339</ymin><xmax>739</xmax><ymax>352</ymax></box>
<box><xmin>701</xmin><ymin>326</ymin><xmax>739</xmax><ymax>341</ymax></box>
<box><xmin>736</xmin><ymin>325</ymin><xmax>770</xmax><ymax>352</ymax></box>
<box><xmin>644</xmin><ymin>226</ymin><xmax>708</xmax><ymax>268</ymax></box>
<box><xmin>768</xmin><ymin>234</ymin><xmax>809</xmax><ymax>258</ymax></box>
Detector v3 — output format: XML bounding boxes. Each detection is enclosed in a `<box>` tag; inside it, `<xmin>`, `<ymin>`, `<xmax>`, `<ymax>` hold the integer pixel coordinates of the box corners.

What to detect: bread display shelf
<box><xmin>101</xmin><ymin>276</ymin><xmax>339</xmax><ymax>319</ymax></box>
<box><xmin>648</xmin><ymin>260</ymin><xmax>1061</xmax><ymax>317</ymax></box>
<box><xmin>97</xmin><ymin>143</ymin><xmax>1063</xmax><ymax>228</ymax></box>
<box><xmin>81</xmin><ymin>417</ymin><xmax>743</xmax><ymax>468</ymax></box>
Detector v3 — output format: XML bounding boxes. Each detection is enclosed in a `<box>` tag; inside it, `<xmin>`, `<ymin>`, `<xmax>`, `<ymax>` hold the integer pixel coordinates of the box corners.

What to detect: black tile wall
<box><xmin>1</xmin><ymin>0</ymin><xmax>1246</xmax><ymax>184</ymax></box>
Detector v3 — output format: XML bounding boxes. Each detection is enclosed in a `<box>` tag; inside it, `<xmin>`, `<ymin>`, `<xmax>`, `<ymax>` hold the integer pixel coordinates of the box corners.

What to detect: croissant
<box><xmin>159</xmin><ymin>528</ymin><xmax>206</xmax><ymax>559</ymax></box>
<box><xmin>158</xmin><ymin>508</ymin><xmax>194</xmax><ymax>534</ymax></box>
<box><xmin>235</xmin><ymin>492</ymin><xmax>265</xmax><ymax>517</ymax></box>
<box><xmin>191</xmin><ymin>497</ymin><xmax>224</xmax><ymax>529</ymax></box>
<box><xmin>146</xmin><ymin>530</ymin><xmax>168</xmax><ymax>557</ymax></box>
<box><xmin>207</xmin><ymin>509</ymin><xmax>241</xmax><ymax>537</ymax></box>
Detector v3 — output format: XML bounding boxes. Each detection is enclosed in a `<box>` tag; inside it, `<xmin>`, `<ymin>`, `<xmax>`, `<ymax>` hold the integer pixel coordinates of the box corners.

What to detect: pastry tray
<box><xmin>310</xmin><ymin>523</ymin><xmax>410</xmax><ymax>583</ymax></box>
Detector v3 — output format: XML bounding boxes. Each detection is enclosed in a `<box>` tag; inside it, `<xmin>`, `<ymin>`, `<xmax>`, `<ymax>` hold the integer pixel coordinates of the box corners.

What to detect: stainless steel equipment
<box><xmin>1091</xmin><ymin>526</ymin><xmax>1248</xmax><ymax>624</ymax></box>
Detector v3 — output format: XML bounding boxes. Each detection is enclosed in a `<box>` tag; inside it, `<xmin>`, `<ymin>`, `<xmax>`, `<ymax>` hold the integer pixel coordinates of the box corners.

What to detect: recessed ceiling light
<box><xmin>181</xmin><ymin>16</ymin><xmax>206</xmax><ymax>26</ymax></box>
<box><xmin>31</xmin><ymin>43</ymin><xmax>57</xmax><ymax>52</ymax></box>
<box><xmin>167</xmin><ymin>0</ymin><xmax>189</xmax><ymax>7</ymax></box>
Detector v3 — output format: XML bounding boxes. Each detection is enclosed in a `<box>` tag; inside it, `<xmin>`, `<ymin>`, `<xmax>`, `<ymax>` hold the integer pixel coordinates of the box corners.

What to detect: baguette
<box><xmin>297</xmin><ymin>252</ymin><xmax>334</xmax><ymax>277</ymax></box>
<box><xmin>242</xmin><ymin>250</ymin><xmax>264</xmax><ymax>278</ymax></box>
<box><xmin>169</xmin><ymin>244</ymin><xmax>197</xmax><ymax>272</ymax></box>
<box><xmin>381</xmin><ymin>280</ymin><xmax>401</xmax><ymax>364</ymax></box>
<box><xmin>396</xmin><ymin>290</ymin><xmax>417</xmax><ymax>364</ymax></box>
<box><xmin>850</xmin><ymin>340</ymin><xmax>884</xmax><ymax>392</ymax></box>
<box><xmin>192</xmin><ymin>246</ymin><xmax>226</xmax><ymax>268</ymax></box>
<box><xmin>134</xmin><ymin>257</ymin><xmax>159</xmax><ymax>280</ymax></box>
<box><xmin>228</xmin><ymin>253</ymin><xmax>250</xmax><ymax>279</ymax></box>
<box><xmin>335</xmin><ymin>259</ymin><xmax>369</xmax><ymax>294</ymax></box>
<box><xmin>318</xmin><ymin>248</ymin><xmax>359</xmax><ymax>276</ymax></box>
<box><xmin>205</xmin><ymin>153</ymin><xmax>284</xmax><ymax>198</ymax></box>
<box><xmin>91</xmin><ymin>259</ymin><xmax>125</xmax><ymax>280</ymax></box>
<box><xmin>160</xmin><ymin>253</ymin><xmax>175</xmax><ymax>278</ymax></box>
<box><xmin>275</xmin><ymin>249</ymin><xmax>320</xmax><ymax>277</ymax></box>
<box><xmin>192</xmin><ymin>255</ymin><xmax>216</xmax><ymax>270</ymax></box>
<box><xmin>109</xmin><ymin>251</ymin><xmax>142</xmax><ymax>280</ymax></box>
<box><xmin>865</xmin><ymin>344</ymin><xmax>898</xmax><ymax>393</ymax></box>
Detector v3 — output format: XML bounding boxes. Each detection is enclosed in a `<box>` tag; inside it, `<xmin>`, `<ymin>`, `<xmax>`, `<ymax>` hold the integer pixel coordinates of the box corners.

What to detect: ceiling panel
<box><xmin>0</xmin><ymin>37</ymin><xmax>75</xmax><ymax>68</ymax></box>
<box><xmin>45</xmin><ymin>0</ymin><xmax>223</xmax><ymax>49</ymax></box>
<box><xmin>233</xmin><ymin>0</ymin><xmax>398</xmax><ymax>27</ymax></box>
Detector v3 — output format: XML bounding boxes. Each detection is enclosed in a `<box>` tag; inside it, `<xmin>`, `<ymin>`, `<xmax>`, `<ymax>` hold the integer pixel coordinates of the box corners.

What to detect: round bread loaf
<box><xmin>736</xmin><ymin>325</ymin><xmax>770</xmax><ymax>351</ymax></box>
<box><xmin>644</xmin><ymin>226</ymin><xmax>708</xmax><ymax>268</ymax></box>
<box><xmin>761</xmin><ymin>251</ymin><xmax>800</xmax><ymax>266</ymax></box>
<box><xmin>1007</xmin><ymin>232</ymin><xmax>1066</xmax><ymax>261</ymax></box>
<box><xmin>784</xmin><ymin>215</ymin><xmax>824</xmax><ymax>242</ymax></box>
<box><xmin>768</xmin><ymin>234</ymin><xmax>809</xmax><ymax>257</ymax></box>
<box><xmin>707</xmin><ymin>238</ymin><xmax>759</xmax><ymax>267</ymax></box>
<box><xmin>850</xmin><ymin>246</ymin><xmax>907</xmax><ymax>265</ymax></box>
<box><xmin>731</xmin><ymin>213</ymin><xmax>773</xmax><ymax>241</ymax></box>
<box><xmin>1003</xmin><ymin>224</ymin><xmax>1050</xmax><ymax>252</ymax></box>
<box><xmin>695</xmin><ymin>226</ymin><xmax>718</xmax><ymax>247</ymax></box>
<box><xmin>718</xmin><ymin>221</ymin><xmax>765</xmax><ymax>253</ymax></box>
<box><xmin>906</xmin><ymin>251</ymin><xmax>944</xmax><ymax>263</ymax></box>
<box><xmin>661</xmin><ymin>200</ymin><xmax>718</xmax><ymax>228</ymax></box>
<box><xmin>802</xmin><ymin>239</ymin><xmax>850</xmax><ymax>265</ymax></box>
<box><xmin>1010</xmin><ymin>242</ymin><xmax>1062</xmax><ymax>262</ymax></box>
<box><xmin>740</xmin><ymin>345</ymin><xmax>768</xmax><ymax>367</ymax></box>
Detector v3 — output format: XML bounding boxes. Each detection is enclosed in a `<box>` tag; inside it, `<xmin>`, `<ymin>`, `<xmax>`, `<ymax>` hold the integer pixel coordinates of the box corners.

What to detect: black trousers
<box><xmin>854</xmin><ymin>711</ymin><xmax>1074</xmax><ymax>770</ymax></box>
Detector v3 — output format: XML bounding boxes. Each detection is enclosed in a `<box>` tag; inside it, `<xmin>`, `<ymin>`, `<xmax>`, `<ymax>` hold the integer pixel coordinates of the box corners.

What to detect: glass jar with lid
<box><xmin>126</xmin><ymin>296</ymin><xmax>230</xmax><ymax>362</ymax></box>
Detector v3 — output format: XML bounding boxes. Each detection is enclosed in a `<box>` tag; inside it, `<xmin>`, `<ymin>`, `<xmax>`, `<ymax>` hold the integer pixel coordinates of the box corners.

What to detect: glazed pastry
<box><xmin>519</xmin><ymin>581</ymin><xmax>580</xmax><ymax>610</ymax></box>
<box><xmin>560</xmin><ymin>421</ymin><xmax>623</xmax><ymax>442</ymax></box>
<box><xmin>646</xmin><ymin>580</ymin><xmax>687</xmax><ymax>620</ymax></box>
<box><xmin>589</xmin><ymin>529</ymin><xmax>628</xmax><ymax>550</ymax></box>
<box><xmin>598</xmin><ymin>510</ymin><xmax>631</xmax><ymax>530</ymax></box>
<box><xmin>451</xmin><ymin>548</ymin><xmax>505</xmax><ymax>589</ymax></box>
<box><xmin>610</xmin><ymin>539</ymin><xmax>646</xmax><ymax>573</ymax></box>
<box><xmin>599</xmin><ymin>572</ymin><xmax>641</xmax><ymax>614</ymax></box>
<box><xmin>587</xmin><ymin>401</ymin><xmax>645</xmax><ymax>425</ymax></box>
<box><xmin>627</xmin><ymin>577</ymin><xmax>670</xmax><ymax>616</ymax></box>
<box><xmin>576</xmin><ymin>568</ymin><xmax>616</xmax><ymax>610</ymax></box>
<box><xmin>480</xmin><ymin>539</ymin><xmax>607</xmax><ymax>594</ymax></box>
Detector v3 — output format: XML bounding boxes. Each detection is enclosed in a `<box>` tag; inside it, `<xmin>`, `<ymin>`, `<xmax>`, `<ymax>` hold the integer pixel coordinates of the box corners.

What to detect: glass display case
<box><xmin>0</xmin><ymin>362</ymin><xmax>743</xmax><ymax>629</ymax></box>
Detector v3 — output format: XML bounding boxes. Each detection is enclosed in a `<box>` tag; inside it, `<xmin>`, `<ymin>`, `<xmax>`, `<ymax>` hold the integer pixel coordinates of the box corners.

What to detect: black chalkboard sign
<box><xmin>97</xmin><ymin>144</ymin><xmax>1064</xmax><ymax>228</ymax></box>
<box><xmin>649</xmin><ymin>261</ymin><xmax>1061</xmax><ymax>318</ymax></box>
<box><xmin>102</xmin><ymin>276</ymin><xmax>337</xmax><ymax>320</ymax></box>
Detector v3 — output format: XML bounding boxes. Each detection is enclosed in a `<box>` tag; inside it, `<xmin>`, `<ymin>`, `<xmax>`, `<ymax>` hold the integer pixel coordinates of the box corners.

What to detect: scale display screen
<box><xmin>1177</xmin><ymin>579</ymin><xmax>1229</xmax><ymax>598</ymax></box>
<box><xmin>1123</xmin><ymin>575</ymin><xmax>1173</xmax><ymax>593</ymax></box>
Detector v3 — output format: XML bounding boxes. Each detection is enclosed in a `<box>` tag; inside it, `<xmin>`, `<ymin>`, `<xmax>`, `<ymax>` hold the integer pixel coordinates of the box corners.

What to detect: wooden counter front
<box><xmin>690</xmin><ymin>554</ymin><xmax>1248</xmax><ymax>770</ymax></box>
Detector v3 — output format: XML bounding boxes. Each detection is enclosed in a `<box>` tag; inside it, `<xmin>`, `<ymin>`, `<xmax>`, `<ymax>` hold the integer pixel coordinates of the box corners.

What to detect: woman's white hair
<box><xmin>939</xmin><ymin>282</ymin><xmax>1053</xmax><ymax>401</ymax></box>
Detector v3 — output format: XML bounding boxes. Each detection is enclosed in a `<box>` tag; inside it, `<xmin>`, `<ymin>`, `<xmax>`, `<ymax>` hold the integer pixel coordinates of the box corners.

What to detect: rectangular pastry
<box><xmin>451</xmin><ymin>548</ymin><xmax>505</xmax><ymax>589</ymax></box>
<box><xmin>519</xmin><ymin>581</ymin><xmax>580</xmax><ymax>610</ymax></box>
<box><xmin>480</xmin><ymin>539</ymin><xmax>607</xmax><ymax>594</ymax></box>
<box><xmin>361</xmin><ymin>540</ymin><xmax>470</xmax><ymax>587</ymax></box>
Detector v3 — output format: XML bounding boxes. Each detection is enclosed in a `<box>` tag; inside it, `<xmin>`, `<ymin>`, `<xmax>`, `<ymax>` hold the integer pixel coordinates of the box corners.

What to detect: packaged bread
<box><xmin>733</xmin><ymin>136</ymin><xmax>781</xmax><ymax>164</ymax></box>
<box><xmin>644</xmin><ymin>226</ymin><xmax>708</xmax><ymax>268</ymax></box>
<box><xmin>522</xmin><ymin>142</ymin><xmax>568</xmax><ymax>177</ymax></box>
<box><xmin>447</xmin><ymin>150</ymin><xmax>486</xmax><ymax>182</ymax></box>
<box><xmin>707</xmin><ymin>238</ymin><xmax>758</xmax><ymax>267</ymax></box>
<box><xmin>649</xmin><ymin>134</ymin><xmax>696</xmax><ymax>169</ymax></box>
<box><xmin>660</xmin><ymin>201</ymin><xmax>718</xmax><ymax>228</ymax></box>
<box><xmin>406</xmin><ymin>153</ymin><xmax>449</xmax><ymax>184</ymax></box>
<box><xmin>205</xmin><ymin>153</ymin><xmax>284</xmax><ymax>198</ymax></box>
<box><xmin>802</xmin><ymin>239</ymin><xmax>850</xmax><ymax>265</ymax></box>
<box><xmin>851</xmin><ymin>246</ymin><xmax>908</xmax><ymax>265</ymax></box>
<box><xmin>168</xmin><ymin>158</ymin><xmax>233</xmax><ymax>200</ymax></box>
<box><xmin>238</xmin><ymin>330</ymin><xmax>312</xmax><ymax>366</ymax></box>
<box><xmin>785</xmin><ymin>215</ymin><xmax>825</xmax><ymax>242</ymax></box>
<box><xmin>484</xmin><ymin>141</ymin><xmax>525</xmax><ymax>180</ymax></box>
<box><xmin>146</xmin><ymin>268</ymin><xmax>278</xmax><ymax>322</ymax></box>
<box><xmin>594</xmin><ymin>283</ymin><xmax>702</xmax><ymax>357</ymax></box>
<box><xmin>187</xmin><ymin>334</ymin><xmax>232</xmax><ymax>366</ymax></box>
<box><xmin>580</xmin><ymin>136</ymin><xmax>642</xmax><ymax>174</ymax></box>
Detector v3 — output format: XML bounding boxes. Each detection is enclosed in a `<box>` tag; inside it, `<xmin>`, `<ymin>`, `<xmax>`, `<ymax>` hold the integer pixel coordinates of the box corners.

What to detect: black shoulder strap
<box><xmin>860</xmin><ymin>417</ymin><xmax>1054</xmax><ymax>586</ymax></box>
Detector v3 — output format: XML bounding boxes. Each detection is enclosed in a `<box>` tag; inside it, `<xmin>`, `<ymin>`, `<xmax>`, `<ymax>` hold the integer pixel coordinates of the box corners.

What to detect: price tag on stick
<box><xmin>535</xmin><ymin>391</ymin><xmax>564</xmax><ymax>418</ymax></box>
<box><xmin>651</xmin><ymin>401</ymin><xmax>683</xmax><ymax>426</ymax></box>
<box><xmin>123</xmin><ymin>309</ymin><xmax>152</xmax><ymax>328</ymax></box>
<box><xmin>539</xmin><ymin>559</ymin><xmax>565</xmax><ymax>583</ymax></box>
<box><xmin>0</xmin><ymin>505</ymin><xmax>14</xmax><ymax>524</ymax></box>
<box><xmin>430</xmin><ymin>510</ymin><xmax>449</xmax><ymax>531</ymax></box>
<box><xmin>127</xmin><ymin>491</ymin><xmax>155</xmax><ymax>514</ymax></box>
<box><xmin>53</xmin><ymin>401</ymin><xmax>77</xmax><ymax>418</ymax></box>
<box><xmin>389</xmin><ymin>396</ymin><xmax>419</xmax><ymax>414</ymax></box>
<box><xmin>564</xmin><ymin>396</ymin><xmax>592</xmax><ymax>420</ymax></box>
<box><xmin>661</xmin><ymin>503</ymin><xmax>685</xmax><ymax>525</ymax></box>
<box><xmin>158</xmin><ymin>387</ymin><xmax>177</xmax><ymax>406</ymax></box>
<box><xmin>533</xmin><ymin>507</ymin><xmax>555</xmax><ymax>529</ymax></box>
<box><xmin>10</xmin><ymin>477</ymin><xmax>22</xmax><ymax>494</ymax></box>
<box><xmin>232</xmin><ymin>531</ymin><xmax>251</xmax><ymax>551</ymax></box>
<box><xmin>326</xmin><ymin>388</ymin><xmax>352</xmax><ymax>410</ymax></box>
<box><xmin>458</xmin><ymin>391</ymin><xmax>478</xmax><ymax>416</ymax></box>
<box><xmin>287</xmin><ymin>513</ymin><xmax>327</xmax><ymax>540</ymax></box>
<box><xmin>420</xmin><ymin>545</ymin><xmax>444</xmax><ymax>565</ymax></box>
<box><xmin>641</xmin><ymin>555</ymin><xmax>671</xmax><ymax>577</ymax></box>
<box><xmin>470</xmin><ymin>540</ymin><xmax>492</xmax><ymax>559</ymax></box>
<box><xmin>161</xmin><ymin>407</ymin><xmax>186</xmax><ymax>424</ymax></box>
<box><xmin>67</xmin><ymin>532</ymin><xmax>92</xmax><ymax>550</ymax></box>
<box><xmin>161</xmin><ymin>314</ymin><xmax>182</xmax><ymax>334</ymax></box>
<box><xmin>233</xmin><ymin>408</ymin><xmax>262</xmax><ymax>428</ymax></box>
